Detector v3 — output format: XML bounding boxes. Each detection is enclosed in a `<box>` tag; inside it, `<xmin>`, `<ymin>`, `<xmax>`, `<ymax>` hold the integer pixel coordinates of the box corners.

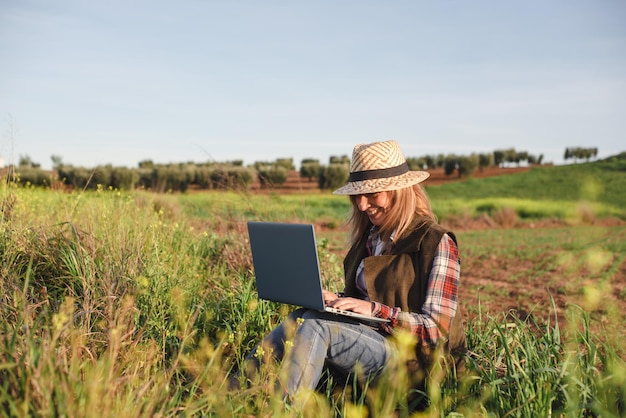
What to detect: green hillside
<box><xmin>425</xmin><ymin>153</ymin><xmax>626</xmax><ymax>220</ymax></box>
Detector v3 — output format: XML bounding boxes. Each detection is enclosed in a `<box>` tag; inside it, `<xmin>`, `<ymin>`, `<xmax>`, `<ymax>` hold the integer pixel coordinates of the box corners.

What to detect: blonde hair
<box><xmin>346</xmin><ymin>184</ymin><xmax>436</xmax><ymax>249</ymax></box>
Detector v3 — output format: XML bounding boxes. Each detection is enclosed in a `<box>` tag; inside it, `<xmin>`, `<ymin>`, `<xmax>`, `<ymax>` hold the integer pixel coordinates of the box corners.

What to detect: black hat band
<box><xmin>348</xmin><ymin>162</ymin><xmax>409</xmax><ymax>182</ymax></box>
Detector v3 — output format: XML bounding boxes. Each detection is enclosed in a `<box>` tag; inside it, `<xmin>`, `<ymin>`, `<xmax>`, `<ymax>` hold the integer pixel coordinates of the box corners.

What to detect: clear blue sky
<box><xmin>1</xmin><ymin>1</ymin><xmax>625</xmax><ymax>170</ymax></box>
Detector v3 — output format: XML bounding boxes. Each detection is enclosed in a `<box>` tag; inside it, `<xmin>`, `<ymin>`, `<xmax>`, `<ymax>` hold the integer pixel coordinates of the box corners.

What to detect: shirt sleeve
<box><xmin>371</xmin><ymin>233</ymin><xmax>460</xmax><ymax>345</ymax></box>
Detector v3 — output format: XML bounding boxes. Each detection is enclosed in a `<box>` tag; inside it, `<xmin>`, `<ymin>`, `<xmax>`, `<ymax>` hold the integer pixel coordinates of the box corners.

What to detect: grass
<box><xmin>457</xmin><ymin>225</ymin><xmax>626</xmax><ymax>362</ymax></box>
<box><xmin>426</xmin><ymin>156</ymin><xmax>626</xmax><ymax>207</ymax></box>
<box><xmin>426</xmin><ymin>156</ymin><xmax>626</xmax><ymax>221</ymax></box>
<box><xmin>1</xmin><ymin>160</ymin><xmax>626</xmax><ymax>416</ymax></box>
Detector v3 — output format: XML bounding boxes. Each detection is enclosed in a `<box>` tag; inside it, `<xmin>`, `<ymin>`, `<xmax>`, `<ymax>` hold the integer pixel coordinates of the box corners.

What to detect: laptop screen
<box><xmin>247</xmin><ymin>222</ymin><xmax>326</xmax><ymax>311</ymax></box>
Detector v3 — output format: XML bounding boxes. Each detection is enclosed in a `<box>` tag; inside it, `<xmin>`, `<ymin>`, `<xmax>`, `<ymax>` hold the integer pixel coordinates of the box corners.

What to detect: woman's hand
<box><xmin>324</xmin><ymin>294</ymin><xmax>373</xmax><ymax>315</ymax></box>
<box><xmin>322</xmin><ymin>290</ymin><xmax>339</xmax><ymax>304</ymax></box>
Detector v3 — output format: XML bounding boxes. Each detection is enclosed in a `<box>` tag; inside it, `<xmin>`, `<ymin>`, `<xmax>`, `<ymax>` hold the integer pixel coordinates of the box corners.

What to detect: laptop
<box><xmin>247</xmin><ymin>221</ymin><xmax>389</xmax><ymax>324</ymax></box>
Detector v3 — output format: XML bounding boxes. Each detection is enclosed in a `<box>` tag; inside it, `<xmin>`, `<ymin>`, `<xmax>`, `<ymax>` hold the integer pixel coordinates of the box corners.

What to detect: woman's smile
<box><xmin>356</xmin><ymin>192</ymin><xmax>391</xmax><ymax>225</ymax></box>
<box><xmin>366</xmin><ymin>207</ymin><xmax>383</xmax><ymax>221</ymax></box>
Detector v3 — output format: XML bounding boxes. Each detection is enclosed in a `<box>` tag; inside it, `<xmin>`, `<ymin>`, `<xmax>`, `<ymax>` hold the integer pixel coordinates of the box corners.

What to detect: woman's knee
<box><xmin>295</xmin><ymin>311</ymin><xmax>332</xmax><ymax>342</ymax></box>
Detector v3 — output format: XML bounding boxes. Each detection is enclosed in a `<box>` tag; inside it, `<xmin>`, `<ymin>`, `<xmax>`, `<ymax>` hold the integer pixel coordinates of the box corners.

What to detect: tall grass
<box><xmin>1</xmin><ymin>184</ymin><xmax>625</xmax><ymax>416</ymax></box>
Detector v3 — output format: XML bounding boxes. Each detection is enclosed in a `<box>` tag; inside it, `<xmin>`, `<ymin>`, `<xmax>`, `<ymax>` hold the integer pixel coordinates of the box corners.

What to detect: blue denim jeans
<box><xmin>253</xmin><ymin>308</ymin><xmax>393</xmax><ymax>397</ymax></box>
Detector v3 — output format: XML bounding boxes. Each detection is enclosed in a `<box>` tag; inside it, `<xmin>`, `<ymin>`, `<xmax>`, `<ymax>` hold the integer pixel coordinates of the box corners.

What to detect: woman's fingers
<box><xmin>327</xmin><ymin>297</ymin><xmax>372</xmax><ymax>315</ymax></box>
<box><xmin>322</xmin><ymin>290</ymin><xmax>339</xmax><ymax>303</ymax></box>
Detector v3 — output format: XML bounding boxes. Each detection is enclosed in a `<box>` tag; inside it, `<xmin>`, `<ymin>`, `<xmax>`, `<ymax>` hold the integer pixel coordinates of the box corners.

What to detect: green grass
<box><xmin>427</xmin><ymin>156</ymin><xmax>626</xmax><ymax>205</ymax></box>
<box><xmin>426</xmin><ymin>157</ymin><xmax>626</xmax><ymax>221</ymax></box>
<box><xmin>177</xmin><ymin>191</ymin><xmax>350</xmax><ymax>227</ymax></box>
<box><xmin>1</xmin><ymin>163</ymin><xmax>625</xmax><ymax>416</ymax></box>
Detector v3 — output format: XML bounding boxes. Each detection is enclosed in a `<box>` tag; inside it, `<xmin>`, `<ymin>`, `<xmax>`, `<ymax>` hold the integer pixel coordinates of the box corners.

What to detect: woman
<box><xmin>239</xmin><ymin>140</ymin><xmax>466</xmax><ymax>401</ymax></box>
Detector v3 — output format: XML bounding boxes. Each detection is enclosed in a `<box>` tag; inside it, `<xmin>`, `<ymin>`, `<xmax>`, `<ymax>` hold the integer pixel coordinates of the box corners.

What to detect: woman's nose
<box><xmin>356</xmin><ymin>195</ymin><xmax>370</xmax><ymax>211</ymax></box>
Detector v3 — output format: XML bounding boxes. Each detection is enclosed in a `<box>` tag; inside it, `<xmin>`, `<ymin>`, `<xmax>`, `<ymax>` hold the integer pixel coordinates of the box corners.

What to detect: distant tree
<box><xmin>492</xmin><ymin>148</ymin><xmax>517</xmax><ymax>167</ymax></box>
<box><xmin>253</xmin><ymin>161</ymin><xmax>274</xmax><ymax>170</ymax></box>
<box><xmin>136</xmin><ymin>168</ymin><xmax>154</xmax><ymax>189</ymax></box>
<box><xmin>435</xmin><ymin>154</ymin><xmax>446</xmax><ymax>168</ymax></box>
<box><xmin>318</xmin><ymin>163</ymin><xmax>349</xmax><ymax>190</ymax></box>
<box><xmin>92</xmin><ymin>165</ymin><xmax>113</xmax><ymax>188</ymax></box>
<box><xmin>110</xmin><ymin>166</ymin><xmax>137</xmax><ymax>190</ymax></box>
<box><xmin>564</xmin><ymin>147</ymin><xmax>599</xmax><ymax>163</ymax></box>
<box><xmin>423</xmin><ymin>154</ymin><xmax>436</xmax><ymax>169</ymax></box>
<box><xmin>458</xmin><ymin>154</ymin><xmax>479</xmax><ymax>177</ymax></box>
<box><xmin>57</xmin><ymin>166</ymin><xmax>95</xmax><ymax>190</ymax></box>
<box><xmin>527</xmin><ymin>153</ymin><xmax>544</xmax><ymax>165</ymax></box>
<box><xmin>478</xmin><ymin>153</ymin><xmax>493</xmax><ymax>171</ymax></box>
<box><xmin>51</xmin><ymin>155</ymin><xmax>63</xmax><ymax>170</ymax></box>
<box><xmin>493</xmin><ymin>150</ymin><xmax>505</xmax><ymax>167</ymax></box>
<box><xmin>275</xmin><ymin>158</ymin><xmax>294</xmax><ymax>171</ymax></box>
<box><xmin>443</xmin><ymin>155</ymin><xmax>458</xmax><ymax>176</ymax></box>
<box><xmin>164</xmin><ymin>165</ymin><xmax>191</xmax><ymax>192</ymax></box>
<box><xmin>19</xmin><ymin>154</ymin><xmax>40</xmax><ymax>168</ymax></box>
<box><xmin>300</xmin><ymin>159</ymin><xmax>320</xmax><ymax>181</ymax></box>
<box><xmin>515</xmin><ymin>151</ymin><xmax>529</xmax><ymax>166</ymax></box>
<box><xmin>13</xmin><ymin>166</ymin><xmax>53</xmax><ymax>187</ymax></box>
<box><xmin>406</xmin><ymin>157</ymin><xmax>424</xmax><ymax>171</ymax></box>
<box><xmin>257</xmin><ymin>165</ymin><xmax>287</xmax><ymax>189</ymax></box>
<box><xmin>209</xmin><ymin>166</ymin><xmax>254</xmax><ymax>190</ymax></box>
<box><xmin>503</xmin><ymin>148</ymin><xmax>517</xmax><ymax>166</ymax></box>
<box><xmin>584</xmin><ymin>147</ymin><xmax>598</xmax><ymax>162</ymax></box>
<box><xmin>537</xmin><ymin>154</ymin><xmax>544</xmax><ymax>165</ymax></box>
<box><xmin>138</xmin><ymin>160</ymin><xmax>155</xmax><ymax>169</ymax></box>
<box><xmin>329</xmin><ymin>155</ymin><xmax>350</xmax><ymax>165</ymax></box>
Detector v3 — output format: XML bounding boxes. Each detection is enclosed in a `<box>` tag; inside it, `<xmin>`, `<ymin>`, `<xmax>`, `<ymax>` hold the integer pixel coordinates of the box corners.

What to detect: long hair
<box><xmin>346</xmin><ymin>184</ymin><xmax>436</xmax><ymax>249</ymax></box>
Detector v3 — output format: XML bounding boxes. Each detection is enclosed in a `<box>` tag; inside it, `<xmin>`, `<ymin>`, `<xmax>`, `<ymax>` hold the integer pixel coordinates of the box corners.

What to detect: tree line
<box><xmin>4</xmin><ymin>146</ymin><xmax>597</xmax><ymax>192</ymax></box>
<box><xmin>564</xmin><ymin>147</ymin><xmax>598</xmax><ymax>163</ymax></box>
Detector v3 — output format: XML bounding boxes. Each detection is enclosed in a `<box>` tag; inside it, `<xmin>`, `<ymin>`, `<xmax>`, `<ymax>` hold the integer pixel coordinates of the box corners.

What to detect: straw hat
<box><xmin>332</xmin><ymin>140</ymin><xmax>429</xmax><ymax>195</ymax></box>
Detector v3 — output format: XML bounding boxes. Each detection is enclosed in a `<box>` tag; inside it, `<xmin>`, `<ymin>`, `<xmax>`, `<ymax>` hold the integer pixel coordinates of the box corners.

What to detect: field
<box><xmin>1</xmin><ymin>158</ymin><xmax>625</xmax><ymax>417</ymax></box>
<box><xmin>241</xmin><ymin>162</ymin><xmax>626</xmax><ymax>344</ymax></box>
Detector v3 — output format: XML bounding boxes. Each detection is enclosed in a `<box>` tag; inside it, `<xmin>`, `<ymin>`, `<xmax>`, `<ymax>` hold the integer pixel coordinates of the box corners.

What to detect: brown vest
<box><xmin>343</xmin><ymin>218</ymin><xmax>467</xmax><ymax>370</ymax></box>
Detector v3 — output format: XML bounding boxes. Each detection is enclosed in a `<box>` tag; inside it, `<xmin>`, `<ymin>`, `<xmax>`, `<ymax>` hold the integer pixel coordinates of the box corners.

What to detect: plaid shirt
<box><xmin>371</xmin><ymin>234</ymin><xmax>460</xmax><ymax>345</ymax></box>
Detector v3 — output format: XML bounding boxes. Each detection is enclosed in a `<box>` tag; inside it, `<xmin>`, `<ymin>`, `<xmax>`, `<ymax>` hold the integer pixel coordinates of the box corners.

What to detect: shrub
<box><xmin>210</xmin><ymin>167</ymin><xmax>255</xmax><ymax>190</ymax></box>
<box><xmin>136</xmin><ymin>168</ymin><xmax>154</xmax><ymax>190</ymax></box>
<box><xmin>91</xmin><ymin>165</ymin><xmax>113</xmax><ymax>188</ymax></box>
<box><xmin>300</xmin><ymin>160</ymin><xmax>320</xmax><ymax>181</ymax></box>
<box><xmin>318</xmin><ymin>163</ymin><xmax>349</xmax><ymax>191</ymax></box>
<box><xmin>257</xmin><ymin>165</ymin><xmax>287</xmax><ymax>189</ymax></box>
<box><xmin>110</xmin><ymin>167</ymin><xmax>138</xmax><ymax>190</ymax></box>
<box><xmin>406</xmin><ymin>157</ymin><xmax>425</xmax><ymax>170</ymax></box>
<box><xmin>58</xmin><ymin>166</ymin><xmax>95</xmax><ymax>190</ymax></box>
<box><xmin>10</xmin><ymin>167</ymin><xmax>54</xmax><ymax>187</ymax></box>
<box><xmin>458</xmin><ymin>155</ymin><xmax>479</xmax><ymax>178</ymax></box>
<box><xmin>444</xmin><ymin>156</ymin><xmax>458</xmax><ymax>176</ymax></box>
<box><xmin>275</xmin><ymin>158</ymin><xmax>294</xmax><ymax>171</ymax></box>
<box><xmin>152</xmin><ymin>165</ymin><xmax>191</xmax><ymax>192</ymax></box>
<box><xmin>492</xmin><ymin>206</ymin><xmax>518</xmax><ymax>228</ymax></box>
<box><xmin>193</xmin><ymin>165</ymin><xmax>213</xmax><ymax>189</ymax></box>
<box><xmin>329</xmin><ymin>155</ymin><xmax>350</xmax><ymax>165</ymax></box>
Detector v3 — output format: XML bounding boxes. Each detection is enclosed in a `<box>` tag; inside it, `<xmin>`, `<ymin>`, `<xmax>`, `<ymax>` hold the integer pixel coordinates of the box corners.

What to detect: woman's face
<box><xmin>353</xmin><ymin>191</ymin><xmax>392</xmax><ymax>226</ymax></box>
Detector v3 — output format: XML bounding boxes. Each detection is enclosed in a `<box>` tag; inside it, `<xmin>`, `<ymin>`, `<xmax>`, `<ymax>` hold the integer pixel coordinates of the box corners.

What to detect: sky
<box><xmin>1</xmin><ymin>1</ymin><xmax>625</xmax><ymax>170</ymax></box>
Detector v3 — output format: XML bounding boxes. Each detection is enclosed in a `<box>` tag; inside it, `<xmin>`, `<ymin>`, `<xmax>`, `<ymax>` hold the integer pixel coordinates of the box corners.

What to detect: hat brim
<box><xmin>332</xmin><ymin>171</ymin><xmax>430</xmax><ymax>195</ymax></box>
